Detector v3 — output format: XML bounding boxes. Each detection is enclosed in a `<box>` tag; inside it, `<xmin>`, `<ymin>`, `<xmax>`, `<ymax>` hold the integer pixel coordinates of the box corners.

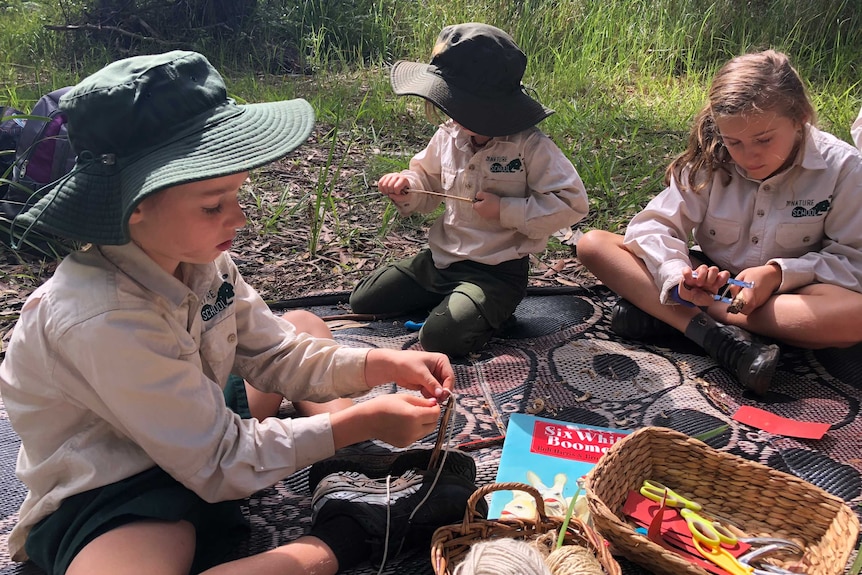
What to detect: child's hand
<box><xmin>377</xmin><ymin>173</ymin><xmax>411</xmax><ymax>200</ymax></box>
<box><xmin>678</xmin><ymin>264</ymin><xmax>731</xmax><ymax>306</ymax></box>
<box><xmin>364</xmin><ymin>348</ymin><xmax>454</xmax><ymax>400</ymax></box>
<box><xmin>360</xmin><ymin>394</ymin><xmax>443</xmax><ymax>447</ymax></box>
<box><xmin>473</xmin><ymin>190</ymin><xmax>501</xmax><ymax>221</ymax></box>
<box><xmin>729</xmin><ymin>263</ymin><xmax>782</xmax><ymax>314</ymax></box>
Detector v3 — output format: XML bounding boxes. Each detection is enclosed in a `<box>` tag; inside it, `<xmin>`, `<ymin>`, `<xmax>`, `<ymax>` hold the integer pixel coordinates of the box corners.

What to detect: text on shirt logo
<box><xmin>201</xmin><ymin>281</ymin><xmax>235</xmax><ymax>322</ymax></box>
<box><xmin>488</xmin><ymin>157</ymin><xmax>523</xmax><ymax>173</ymax></box>
<box><xmin>789</xmin><ymin>197</ymin><xmax>831</xmax><ymax>218</ymax></box>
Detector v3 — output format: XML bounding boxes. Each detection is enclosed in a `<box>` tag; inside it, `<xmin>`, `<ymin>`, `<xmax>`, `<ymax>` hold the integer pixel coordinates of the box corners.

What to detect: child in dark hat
<box><xmin>350</xmin><ymin>23</ymin><xmax>589</xmax><ymax>357</ymax></box>
<box><xmin>0</xmin><ymin>51</ymin><xmax>466</xmax><ymax>574</ymax></box>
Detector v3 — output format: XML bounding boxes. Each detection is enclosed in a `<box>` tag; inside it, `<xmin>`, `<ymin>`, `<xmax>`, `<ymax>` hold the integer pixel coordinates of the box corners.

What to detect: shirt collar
<box><xmin>98</xmin><ymin>243</ymin><xmax>217</xmax><ymax>307</ymax></box>
<box><xmin>797</xmin><ymin>124</ymin><xmax>828</xmax><ymax>171</ymax></box>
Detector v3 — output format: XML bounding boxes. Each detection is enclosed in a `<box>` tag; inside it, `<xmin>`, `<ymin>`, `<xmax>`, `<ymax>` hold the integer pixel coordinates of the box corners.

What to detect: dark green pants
<box><xmin>350</xmin><ymin>249</ymin><xmax>528</xmax><ymax>356</ymax></box>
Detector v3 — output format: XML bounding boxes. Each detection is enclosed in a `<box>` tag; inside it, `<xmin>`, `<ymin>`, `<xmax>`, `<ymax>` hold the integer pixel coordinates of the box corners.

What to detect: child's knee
<box><xmin>576</xmin><ymin>230</ymin><xmax>626</xmax><ymax>267</ymax></box>
<box><xmin>419</xmin><ymin>312</ymin><xmax>493</xmax><ymax>357</ymax></box>
<box><xmin>348</xmin><ymin>287</ymin><xmax>372</xmax><ymax>313</ymax></box>
<box><xmin>281</xmin><ymin>309</ymin><xmax>331</xmax><ymax>338</ymax></box>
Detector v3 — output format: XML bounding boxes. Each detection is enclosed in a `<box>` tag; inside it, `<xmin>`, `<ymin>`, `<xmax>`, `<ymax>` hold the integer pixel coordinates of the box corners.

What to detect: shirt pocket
<box><xmin>483</xmin><ymin>158</ymin><xmax>526</xmax><ymax>198</ymax></box>
<box><xmin>199</xmin><ymin>315</ymin><xmax>238</xmax><ymax>385</ymax></box>
<box><xmin>440</xmin><ymin>166</ymin><xmax>457</xmax><ymax>191</ymax></box>
<box><xmin>700</xmin><ymin>215</ymin><xmax>741</xmax><ymax>246</ymax></box>
<box><xmin>774</xmin><ymin>221</ymin><xmax>823</xmax><ymax>256</ymax></box>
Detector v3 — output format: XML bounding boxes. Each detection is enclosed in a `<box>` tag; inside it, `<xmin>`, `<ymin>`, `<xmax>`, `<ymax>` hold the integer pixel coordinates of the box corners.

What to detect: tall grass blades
<box><xmin>1</xmin><ymin>0</ymin><xmax>860</xmax><ymax>257</ymax></box>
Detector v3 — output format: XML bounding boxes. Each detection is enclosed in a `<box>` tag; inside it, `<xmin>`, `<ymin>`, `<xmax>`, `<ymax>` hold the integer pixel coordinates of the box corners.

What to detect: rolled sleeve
<box><xmin>624</xmin><ymin>177</ymin><xmax>706</xmax><ymax>303</ymax></box>
<box><xmin>498</xmin><ymin>133</ymin><xmax>588</xmax><ymax>238</ymax></box>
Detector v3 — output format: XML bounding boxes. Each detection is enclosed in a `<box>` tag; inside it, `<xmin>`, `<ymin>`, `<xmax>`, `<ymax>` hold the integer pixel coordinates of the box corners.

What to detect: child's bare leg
<box><xmin>245</xmin><ymin>310</ymin><xmax>354</xmax><ymax>420</ymax></box>
<box><xmin>576</xmin><ymin>231</ymin><xmax>699</xmax><ymax>331</ymax></box>
<box><xmin>201</xmin><ymin>535</ymin><xmax>338</xmax><ymax>575</ymax></box>
<box><xmin>66</xmin><ymin>520</ymin><xmax>196</xmax><ymax>575</ymax></box>
<box><xmin>714</xmin><ymin>283</ymin><xmax>862</xmax><ymax>348</ymax></box>
<box><xmin>577</xmin><ymin>230</ymin><xmax>779</xmax><ymax>394</ymax></box>
<box><xmin>67</xmin><ymin>519</ymin><xmax>339</xmax><ymax>575</ymax></box>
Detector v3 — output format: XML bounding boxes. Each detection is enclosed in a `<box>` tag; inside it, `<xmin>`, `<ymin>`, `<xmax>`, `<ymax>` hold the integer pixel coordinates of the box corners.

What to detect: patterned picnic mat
<box><xmin>1</xmin><ymin>286</ymin><xmax>860</xmax><ymax>574</ymax></box>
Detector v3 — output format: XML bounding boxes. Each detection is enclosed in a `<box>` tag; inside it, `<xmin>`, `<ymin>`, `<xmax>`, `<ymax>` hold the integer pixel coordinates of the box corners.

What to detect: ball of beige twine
<box><xmin>453</xmin><ymin>539</ymin><xmax>552</xmax><ymax>575</ymax></box>
<box><xmin>452</xmin><ymin>536</ymin><xmax>604</xmax><ymax>575</ymax></box>
<box><xmin>545</xmin><ymin>544</ymin><xmax>605</xmax><ymax>575</ymax></box>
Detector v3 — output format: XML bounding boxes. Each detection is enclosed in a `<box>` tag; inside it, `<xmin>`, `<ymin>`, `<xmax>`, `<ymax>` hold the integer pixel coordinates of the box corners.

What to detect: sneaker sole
<box><xmin>308</xmin><ymin>447</ymin><xmax>476</xmax><ymax>492</ymax></box>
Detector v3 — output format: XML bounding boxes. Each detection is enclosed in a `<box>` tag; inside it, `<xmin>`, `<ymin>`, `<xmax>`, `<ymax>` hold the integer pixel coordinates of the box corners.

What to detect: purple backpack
<box><xmin>1</xmin><ymin>87</ymin><xmax>76</xmax><ymax>220</ymax></box>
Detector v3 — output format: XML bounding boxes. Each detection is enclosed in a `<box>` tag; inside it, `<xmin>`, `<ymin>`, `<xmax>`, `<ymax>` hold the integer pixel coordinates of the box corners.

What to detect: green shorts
<box><xmin>25</xmin><ymin>376</ymin><xmax>252</xmax><ymax>575</ymax></box>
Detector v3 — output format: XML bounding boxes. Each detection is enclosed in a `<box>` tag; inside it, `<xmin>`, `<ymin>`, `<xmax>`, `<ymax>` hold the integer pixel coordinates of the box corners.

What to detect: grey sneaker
<box><xmin>308</xmin><ymin>447</ymin><xmax>476</xmax><ymax>493</ymax></box>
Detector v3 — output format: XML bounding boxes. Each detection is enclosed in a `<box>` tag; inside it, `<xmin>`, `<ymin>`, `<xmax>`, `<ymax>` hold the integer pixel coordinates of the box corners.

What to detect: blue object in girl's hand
<box><xmin>404</xmin><ymin>320</ymin><xmax>425</xmax><ymax>331</ymax></box>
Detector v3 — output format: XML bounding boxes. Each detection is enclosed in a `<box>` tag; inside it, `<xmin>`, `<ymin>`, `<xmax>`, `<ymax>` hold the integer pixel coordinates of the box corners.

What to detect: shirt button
<box><xmin>763</xmin><ymin>184</ymin><xmax>772</xmax><ymax>192</ymax></box>
<box><xmin>709</xmin><ymin>229</ymin><xmax>716</xmax><ymax>236</ymax></box>
<box><xmin>802</xmin><ymin>236</ymin><xmax>811</xmax><ymax>243</ymax></box>
<box><xmin>751</xmin><ymin>237</ymin><xmax>759</xmax><ymax>244</ymax></box>
<box><xmin>468</xmin><ymin>165</ymin><xmax>476</xmax><ymax>170</ymax></box>
<box><xmin>227</xmin><ymin>333</ymin><xmax>237</xmax><ymax>344</ymax></box>
<box><xmin>757</xmin><ymin>209</ymin><xmax>765</xmax><ymax>217</ymax></box>
<box><xmin>466</xmin><ymin>183</ymin><xmax>473</xmax><ymax>189</ymax></box>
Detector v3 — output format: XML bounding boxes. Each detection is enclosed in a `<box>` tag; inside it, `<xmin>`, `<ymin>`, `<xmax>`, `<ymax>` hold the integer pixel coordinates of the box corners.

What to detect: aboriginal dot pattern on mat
<box><xmin>1</xmin><ymin>286</ymin><xmax>860</xmax><ymax>575</ymax></box>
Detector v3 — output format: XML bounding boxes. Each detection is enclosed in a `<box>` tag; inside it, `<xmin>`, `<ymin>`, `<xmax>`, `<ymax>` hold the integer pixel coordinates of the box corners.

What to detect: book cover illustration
<box><xmin>487</xmin><ymin>413</ymin><xmax>630</xmax><ymax>520</ymax></box>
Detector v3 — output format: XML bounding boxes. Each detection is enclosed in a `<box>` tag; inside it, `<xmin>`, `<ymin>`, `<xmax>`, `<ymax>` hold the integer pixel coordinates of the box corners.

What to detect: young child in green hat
<box><xmin>0</xmin><ymin>50</ymin><xmax>474</xmax><ymax>575</ymax></box>
<box><xmin>350</xmin><ymin>23</ymin><xmax>589</xmax><ymax>357</ymax></box>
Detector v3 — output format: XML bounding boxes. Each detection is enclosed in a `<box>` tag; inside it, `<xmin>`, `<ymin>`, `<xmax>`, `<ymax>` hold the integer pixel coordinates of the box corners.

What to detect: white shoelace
<box><xmin>375</xmin><ymin>393</ymin><xmax>458</xmax><ymax>573</ymax></box>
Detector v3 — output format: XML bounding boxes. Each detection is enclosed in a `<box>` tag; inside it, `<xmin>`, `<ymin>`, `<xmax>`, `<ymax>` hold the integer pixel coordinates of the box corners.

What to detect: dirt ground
<box><xmin>0</xmin><ymin>124</ymin><xmax>596</xmax><ymax>357</ymax></box>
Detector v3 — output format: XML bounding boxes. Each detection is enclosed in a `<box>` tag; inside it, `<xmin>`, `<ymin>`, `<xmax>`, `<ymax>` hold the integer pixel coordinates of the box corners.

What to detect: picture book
<box><xmin>487</xmin><ymin>413</ymin><xmax>631</xmax><ymax>520</ymax></box>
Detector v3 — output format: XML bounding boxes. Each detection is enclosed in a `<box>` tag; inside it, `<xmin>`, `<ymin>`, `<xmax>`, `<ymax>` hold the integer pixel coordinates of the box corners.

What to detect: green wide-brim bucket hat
<box><xmin>14</xmin><ymin>50</ymin><xmax>315</xmax><ymax>246</ymax></box>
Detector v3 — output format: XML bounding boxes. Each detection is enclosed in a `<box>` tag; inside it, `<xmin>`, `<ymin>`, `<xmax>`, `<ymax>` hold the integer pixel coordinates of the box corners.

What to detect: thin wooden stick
<box><xmin>405</xmin><ymin>188</ymin><xmax>475</xmax><ymax>202</ymax></box>
<box><xmin>372</xmin><ymin>184</ymin><xmax>475</xmax><ymax>202</ymax></box>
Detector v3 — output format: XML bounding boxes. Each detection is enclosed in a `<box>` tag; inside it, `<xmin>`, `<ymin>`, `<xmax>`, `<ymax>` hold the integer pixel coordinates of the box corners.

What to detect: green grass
<box><xmin>2</xmin><ymin>0</ymin><xmax>861</xmax><ymax>255</ymax></box>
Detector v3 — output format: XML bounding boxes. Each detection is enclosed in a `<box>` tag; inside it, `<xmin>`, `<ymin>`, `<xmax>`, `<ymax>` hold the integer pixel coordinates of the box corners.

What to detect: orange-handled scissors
<box><xmin>640</xmin><ymin>480</ymin><xmax>702</xmax><ymax>511</ymax></box>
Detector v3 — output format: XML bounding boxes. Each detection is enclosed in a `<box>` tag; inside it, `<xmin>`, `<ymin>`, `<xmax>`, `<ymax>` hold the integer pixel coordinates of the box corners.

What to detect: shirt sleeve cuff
<box><xmin>656</xmin><ymin>260</ymin><xmax>690</xmax><ymax>304</ymax></box>
<box><xmin>332</xmin><ymin>347</ymin><xmax>371</xmax><ymax>397</ymax></box>
<box><xmin>290</xmin><ymin>413</ymin><xmax>336</xmax><ymax>470</ymax></box>
<box><xmin>767</xmin><ymin>258</ymin><xmax>812</xmax><ymax>293</ymax></box>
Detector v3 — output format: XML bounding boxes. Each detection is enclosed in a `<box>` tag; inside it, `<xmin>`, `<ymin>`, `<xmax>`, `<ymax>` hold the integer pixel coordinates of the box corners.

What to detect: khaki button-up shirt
<box><xmin>0</xmin><ymin>243</ymin><xmax>368</xmax><ymax>560</ymax></box>
<box><xmin>390</xmin><ymin>121</ymin><xmax>588</xmax><ymax>268</ymax></box>
<box><xmin>852</xmin><ymin>105</ymin><xmax>862</xmax><ymax>151</ymax></box>
<box><xmin>623</xmin><ymin>125</ymin><xmax>862</xmax><ymax>303</ymax></box>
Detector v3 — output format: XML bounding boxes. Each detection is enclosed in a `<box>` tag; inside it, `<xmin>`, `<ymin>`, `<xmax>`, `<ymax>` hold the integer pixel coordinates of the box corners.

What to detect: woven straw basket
<box><xmin>430</xmin><ymin>481</ymin><xmax>621</xmax><ymax>575</ymax></box>
<box><xmin>585</xmin><ymin>426</ymin><xmax>860</xmax><ymax>575</ymax></box>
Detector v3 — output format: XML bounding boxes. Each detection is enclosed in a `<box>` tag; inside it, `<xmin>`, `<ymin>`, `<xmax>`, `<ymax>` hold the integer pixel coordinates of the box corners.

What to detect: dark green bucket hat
<box><xmin>14</xmin><ymin>50</ymin><xmax>315</xmax><ymax>245</ymax></box>
<box><xmin>389</xmin><ymin>23</ymin><xmax>553</xmax><ymax>137</ymax></box>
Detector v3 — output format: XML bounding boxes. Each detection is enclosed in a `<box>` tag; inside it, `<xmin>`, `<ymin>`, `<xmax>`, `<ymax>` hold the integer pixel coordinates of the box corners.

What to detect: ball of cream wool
<box><xmin>453</xmin><ymin>539</ymin><xmax>552</xmax><ymax>575</ymax></box>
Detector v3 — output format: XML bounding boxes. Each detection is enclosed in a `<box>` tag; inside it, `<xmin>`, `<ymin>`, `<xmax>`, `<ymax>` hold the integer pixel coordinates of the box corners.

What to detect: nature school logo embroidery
<box><xmin>790</xmin><ymin>197</ymin><xmax>831</xmax><ymax>218</ymax></box>
<box><xmin>201</xmin><ymin>279</ymin><xmax>235</xmax><ymax>322</ymax></box>
<box><xmin>488</xmin><ymin>156</ymin><xmax>523</xmax><ymax>173</ymax></box>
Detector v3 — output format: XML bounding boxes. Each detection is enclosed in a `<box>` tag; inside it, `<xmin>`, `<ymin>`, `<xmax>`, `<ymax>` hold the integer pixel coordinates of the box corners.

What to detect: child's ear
<box><xmin>127</xmin><ymin>204</ymin><xmax>145</xmax><ymax>225</ymax></box>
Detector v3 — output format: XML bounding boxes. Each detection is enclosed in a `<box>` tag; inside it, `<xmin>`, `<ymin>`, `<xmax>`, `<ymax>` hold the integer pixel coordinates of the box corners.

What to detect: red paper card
<box><xmin>732</xmin><ymin>406</ymin><xmax>830</xmax><ymax>439</ymax></box>
<box><xmin>622</xmin><ymin>491</ymin><xmax>751</xmax><ymax>575</ymax></box>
